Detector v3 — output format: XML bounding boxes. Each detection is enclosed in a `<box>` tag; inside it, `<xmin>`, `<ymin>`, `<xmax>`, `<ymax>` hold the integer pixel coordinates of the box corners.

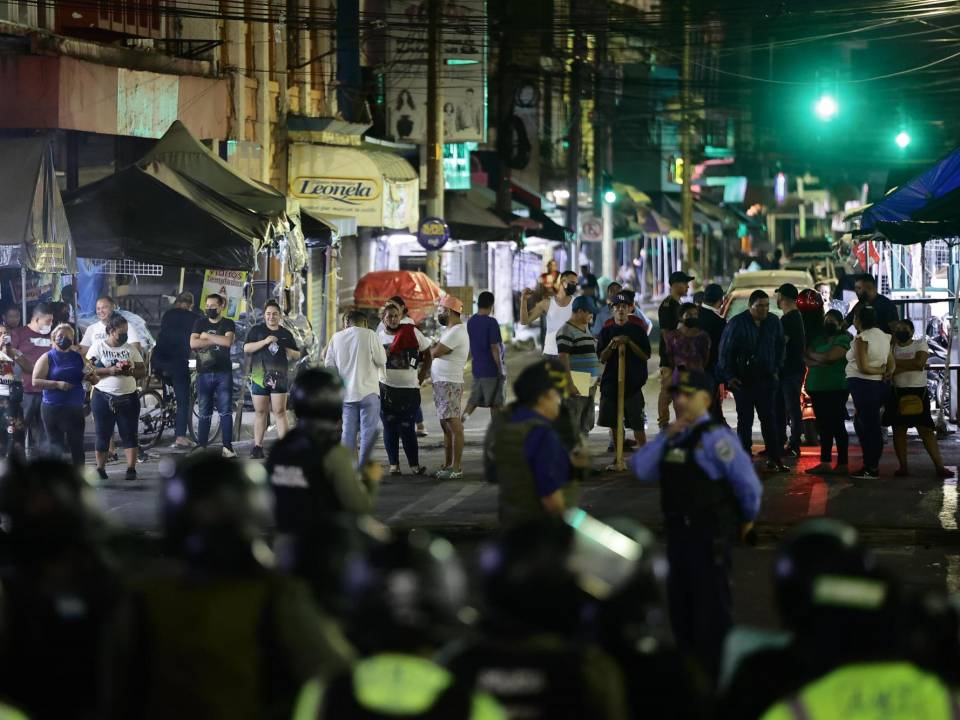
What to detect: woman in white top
<box><xmin>88</xmin><ymin>314</ymin><xmax>145</xmax><ymax>482</ymax></box>
<box><xmin>888</xmin><ymin>319</ymin><xmax>951</xmax><ymax>478</ymax></box>
<box><xmin>845</xmin><ymin>306</ymin><xmax>894</xmax><ymax>480</ymax></box>
<box><xmin>520</xmin><ymin>270</ymin><xmax>578</xmax><ymax>356</ymax></box>
<box><xmin>378</xmin><ymin>302</ymin><xmax>431</xmax><ymax>476</ymax></box>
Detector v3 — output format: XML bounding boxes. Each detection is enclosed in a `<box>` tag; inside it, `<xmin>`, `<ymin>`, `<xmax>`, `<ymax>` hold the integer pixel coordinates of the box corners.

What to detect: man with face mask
<box><xmin>190</xmin><ymin>293</ymin><xmax>237</xmax><ymax>458</ymax></box>
<box><xmin>843</xmin><ymin>273</ymin><xmax>899</xmax><ymax>334</ymax></box>
<box><xmin>775</xmin><ymin>283</ymin><xmax>806</xmax><ymax>459</ymax></box>
<box><xmin>431</xmin><ymin>296</ymin><xmax>469</xmax><ymax>479</ymax></box>
<box><xmin>9</xmin><ymin>303</ymin><xmax>55</xmax><ymax>455</ymax></box>
<box><xmin>521</xmin><ymin>270</ymin><xmax>579</xmax><ymax>357</ymax></box>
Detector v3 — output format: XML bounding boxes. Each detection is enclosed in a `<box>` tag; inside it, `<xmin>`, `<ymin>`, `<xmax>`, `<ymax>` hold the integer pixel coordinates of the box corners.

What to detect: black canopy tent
<box><xmin>64</xmin><ymin>121</ymin><xmax>305</xmax><ymax>272</ymax></box>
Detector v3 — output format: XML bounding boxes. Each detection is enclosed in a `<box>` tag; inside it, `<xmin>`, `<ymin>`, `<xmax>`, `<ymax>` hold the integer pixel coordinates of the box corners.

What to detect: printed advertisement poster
<box><xmin>200</xmin><ymin>269</ymin><xmax>247</xmax><ymax>321</ymax></box>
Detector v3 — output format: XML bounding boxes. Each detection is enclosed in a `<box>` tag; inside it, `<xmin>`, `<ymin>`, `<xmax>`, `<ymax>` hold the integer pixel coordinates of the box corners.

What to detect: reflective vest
<box><xmin>658</xmin><ymin>421</ymin><xmax>740</xmax><ymax>537</ymax></box>
<box><xmin>492</xmin><ymin>414</ymin><xmax>579</xmax><ymax>525</ymax></box>
<box><xmin>293</xmin><ymin>653</ymin><xmax>505</xmax><ymax>719</ymax></box>
<box><xmin>760</xmin><ymin>662</ymin><xmax>960</xmax><ymax>720</ymax></box>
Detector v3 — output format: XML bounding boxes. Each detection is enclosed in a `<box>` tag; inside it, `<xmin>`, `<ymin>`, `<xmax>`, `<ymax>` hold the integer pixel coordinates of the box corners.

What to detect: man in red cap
<box><xmin>430</xmin><ymin>295</ymin><xmax>469</xmax><ymax>479</ymax></box>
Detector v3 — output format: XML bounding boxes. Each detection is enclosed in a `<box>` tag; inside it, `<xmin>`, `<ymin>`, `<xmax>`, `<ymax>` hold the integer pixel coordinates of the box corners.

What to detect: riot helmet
<box><xmin>343</xmin><ymin>529</ymin><xmax>468</xmax><ymax>653</ymax></box>
<box><xmin>160</xmin><ymin>452</ymin><xmax>272</xmax><ymax>573</ymax></box>
<box><xmin>290</xmin><ymin>367</ymin><xmax>344</xmax><ymax>428</ymax></box>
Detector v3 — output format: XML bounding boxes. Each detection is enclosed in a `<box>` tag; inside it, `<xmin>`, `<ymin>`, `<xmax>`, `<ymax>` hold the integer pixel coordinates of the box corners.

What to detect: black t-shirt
<box><xmin>844</xmin><ymin>293</ymin><xmax>900</xmax><ymax>333</ymax></box>
<box><xmin>155</xmin><ymin>308</ymin><xmax>200</xmax><ymax>366</ymax></box>
<box><xmin>598</xmin><ymin>321</ymin><xmax>652</xmax><ymax>396</ymax></box>
<box><xmin>246</xmin><ymin>323</ymin><xmax>298</xmax><ymax>387</ymax></box>
<box><xmin>192</xmin><ymin>317</ymin><xmax>236</xmax><ymax>374</ymax></box>
<box><xmin>780</xmin><ymin>309</ymin><xmax>806</xmax><ymax>375</ymax></box>
<box><xmin>658</xmin><ymin>296</ymin><xmax>681</xmax><ymax>367</ymax></box>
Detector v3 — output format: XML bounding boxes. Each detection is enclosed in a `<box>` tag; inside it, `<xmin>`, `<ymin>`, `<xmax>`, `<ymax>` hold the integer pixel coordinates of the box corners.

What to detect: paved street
<box><xmin>88</xmin><ymin>345</ymin><xmax>960</xmax><ymax>625</ymax></box>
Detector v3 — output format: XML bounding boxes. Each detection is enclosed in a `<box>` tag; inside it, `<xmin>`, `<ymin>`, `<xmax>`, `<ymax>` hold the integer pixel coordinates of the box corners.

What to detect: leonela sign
<box><xmin>294</xmin><ymin>177</ymin><xmax>381</xmax><ymax>206</ymax></box>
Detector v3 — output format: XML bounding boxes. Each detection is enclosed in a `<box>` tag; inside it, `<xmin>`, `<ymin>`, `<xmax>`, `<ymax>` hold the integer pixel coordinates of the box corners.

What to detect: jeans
<box><xmin>732</xmin><ymin>378</ymin><xmax>781</xmax><ymax>462</ymax></box>
<box><xmin>91</xmin><ymin>390</ymin><xmax>139</xmax><ymax>451</ymax></box>
<box><xmin>343</xmin><ymin>393</ymin><xmax>380</xmax><ymax>466</ymax></box>
<box><xmin>775</xmin><ymin>372</ymin><xmax>804</xmax><ymax>451</ymax></box>
<box><xmin>42</xmin><ymin>402</ymin><xmax>85</xmax><ymax>465</ymax></box>
<box><xmin>380</xmin><ymin>384</ymin><xmax>420</xmax><ymax>467</ymax></box>
<box><xmin>196</xmin><ymin>371</ymin><xmax>234</xmax><ymax>449</ymax></box>
<box><xmin>21</xmin><ymin>392</ymin><xmax>46</xmax><ymax>454</ymax></box>
<box><xmin>848</xmin><ymin>378</ymin><xmax>889</xmax><ymax>470</ymax></box>
<box><xmin>157</xmin><ymin>362</ymin><xmax>191</xmax><ymax>439</ymax></box>
<box><xmin>809</xmin><ymin>389</ymin><xmax>849</xmax><ymax>465</ymax></box>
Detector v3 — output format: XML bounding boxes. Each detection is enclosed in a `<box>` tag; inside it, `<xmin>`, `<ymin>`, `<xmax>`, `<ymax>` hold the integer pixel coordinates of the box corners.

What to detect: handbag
<box><xmin>898</xmin><ymin>391</ymin><xmax>924</xmax><ymax>416</ymax></box>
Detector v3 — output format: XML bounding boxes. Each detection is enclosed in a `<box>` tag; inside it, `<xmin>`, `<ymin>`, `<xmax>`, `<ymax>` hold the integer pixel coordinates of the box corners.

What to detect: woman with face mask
<box><xmin>87</xmin><ymin>314</ymin><xmax>146</xmax><ymax>481</ymax></box>
<box><xmin>888</xmin><ymin>319</ymin><xmax>952</xmax><ymax>478</ymax></box>
<box><xmin>804</xmin><ymin>309</ymin><xmax>852</xmax><ymax>475</ymax></box>
<box><xmin>662</xmin><ymin>302</ymin><xmax>711</xmax><ymax>374</ymax></box>
<box><xmin>32</xmin><ymin>324</ymin><xmax>94</xmax><ymax>466</ymax></box>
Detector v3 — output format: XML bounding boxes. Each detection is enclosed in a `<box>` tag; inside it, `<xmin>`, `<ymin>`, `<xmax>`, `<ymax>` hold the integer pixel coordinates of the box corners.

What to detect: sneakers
<box><xmin>171</xmin><ymin>439</ymin><xmax>196</xmax><ymax>450</ymax></box>
<box><xmin>850</xmin><ymin>467</ymin><xmax>879</xmax><ymax>480</ymax></box>
<box><xmin>124</xmin><ymin>467</ymin><xmax>138</xmax><ymax>482</ymax></box>
<box><xmin>412</xmin><ymin>465</ymin><xmax>427</xmax><ymax>476</ymax></box>
<box><xmin>96</xmin><ymin>467</ymin><xmax>108</xmax><ymax>481</ymax></box>
<box><xmin>436</xmin><ymin>468</ymin><xmax>464</xmax><ymax>480</ymax></box>
<box><xmin>222</xmin><ymin>447</ymin><xmax>237</xmax><ymax>459</ymax></box>
<box><xmin>250</xmin><ymin>446</ymin><xmax>264</xmax><ymax>460</ymax></box>
<box><xmin>764</xmin><ymin>460</ymin><xmax>789</xmax><ymax>473</ymax></box>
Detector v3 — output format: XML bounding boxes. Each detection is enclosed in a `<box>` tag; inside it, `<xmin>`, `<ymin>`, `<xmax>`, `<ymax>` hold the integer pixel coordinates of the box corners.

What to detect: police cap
<box><xmin>290</xmin><ymin>367</ymin><xmax>344</xmax><ymax>424</ymax></box>
<box><xmin>668</xmin><ymin>369</ymin><xmax>714</xmax><ymax>396</ymax></box>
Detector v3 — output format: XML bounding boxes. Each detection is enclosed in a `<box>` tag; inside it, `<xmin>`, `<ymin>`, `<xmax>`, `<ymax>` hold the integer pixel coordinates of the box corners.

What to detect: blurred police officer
<box><xmin>104</xmin><ymin>452</ymin><xmax>355</xmax><ymax>720</ymax></box>
<box><xmin>292</xmin><ymin>529</ymin><xmax>505</xmax><ymax>719</ymax></box>
<box><xmin>719</xmin><ymin>519</ymin><xmax>902</xmax><ymax>719</ymax></box>
<box><xmin>442</xmin><ymin>517</ymin><xmax>630</xmax><ymax>720</ymax></box>
<box><xmin>485</xmin><ymin>359</ymin><xmax>587</xmax><ymax>525</ymax></box>
<box><xmin>0</xmin><ymin>458</ymin><xmax>120</xmax><ymax>720</ymax></box>
<box><xmin>632</xmin><ymin>369</ymin><xmax>762</xmax><ymax>680</ymax></box>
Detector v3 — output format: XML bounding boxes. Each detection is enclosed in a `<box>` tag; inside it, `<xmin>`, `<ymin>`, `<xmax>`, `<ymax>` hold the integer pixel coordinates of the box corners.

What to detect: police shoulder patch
<box><xmin>714</xmin><ymin>438</ymin><xmax>736</xmax><ymax>464</ymax></box>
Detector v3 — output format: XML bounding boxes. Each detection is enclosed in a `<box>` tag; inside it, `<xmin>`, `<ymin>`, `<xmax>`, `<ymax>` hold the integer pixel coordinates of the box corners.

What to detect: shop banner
<box><xmin>386</xmin><ymin>0</ymin><xmax>487</xmax><ymax>144</ymax></box>
<box><xmin>200</xmin><ymin>269</ymin><xmax>247</xmax><ymax>321</ymax></box>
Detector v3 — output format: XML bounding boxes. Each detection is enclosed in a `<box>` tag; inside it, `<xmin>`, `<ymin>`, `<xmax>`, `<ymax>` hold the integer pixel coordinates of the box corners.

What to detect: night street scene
<box><xmin>10</xmin><ymin>0</ymin><xmax>960</xmax><ymax>718</ymax></box>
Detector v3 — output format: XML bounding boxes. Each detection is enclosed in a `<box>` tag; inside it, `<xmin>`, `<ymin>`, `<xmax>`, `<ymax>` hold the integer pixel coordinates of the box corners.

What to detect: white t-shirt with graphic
<box><xmin>431</xmin><ymin>323</ymin><xmax>469</xmax><ymax>384</ymax></box>
<box><xmin>80</xmin><ymin>317</ymin><xmax>143</xmax><ymax>349</ymax></box>
<box><xmin>87</xmin><ymin>340</ymin><xmax>143</xmax><ymax>396</ymax></box>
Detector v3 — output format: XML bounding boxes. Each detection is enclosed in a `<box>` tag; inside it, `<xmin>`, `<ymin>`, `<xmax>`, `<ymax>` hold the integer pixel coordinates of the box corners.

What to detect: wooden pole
<box><xmin>178</xmin><ymin>267</ymin><xmax>185</xmax><ymax>294</ymax></box>
<box><xmin>612</xmin><ymin>343</ymin><xmax>627</xmax><ymax>471</ymax></box>
<box><xmin>20</xmin><ymin>268</ymin><xmax>27</xmax><ymax>323</ymax></box>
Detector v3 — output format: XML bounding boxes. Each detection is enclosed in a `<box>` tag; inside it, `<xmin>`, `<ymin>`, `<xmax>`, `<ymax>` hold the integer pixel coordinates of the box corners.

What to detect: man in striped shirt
<box><xmin>557</xmin><ymin>296</ymin><xmax>602</xmax><ymax>439</ymax></box>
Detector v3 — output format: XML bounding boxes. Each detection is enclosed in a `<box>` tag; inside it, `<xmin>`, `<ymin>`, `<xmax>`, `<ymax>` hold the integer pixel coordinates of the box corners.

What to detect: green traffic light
<box><xmin>895</xmin><ymin>131</ymin><xmax>911</xmax><ymax>149</ymax></box>
<box><xmin>603</xmin><ymin>189</ymin><xmax>617</xmax><ymax>204</ymax></box>
<box><xmin>815</xmin><ymin>95</ymin><xmax>838</xmax><ymax>121</ymax></box>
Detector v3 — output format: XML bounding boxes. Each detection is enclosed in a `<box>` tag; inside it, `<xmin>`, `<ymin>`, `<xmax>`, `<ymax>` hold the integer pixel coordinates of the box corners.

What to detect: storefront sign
<box><xmin>579</xmin><ymin>212</ymin><xmax>603</xmax><ymax>242</ymax></box>
<box><xmin>289</xmin><ymin>144</ymin><xmax>419</xmax><ymax>231</ymax></box>
<box><xmin>418</xmin><ymin>217</ymin><xmax>450</xmax><ymax>251</ymax></box>
<box><xmin>200</xmin><ymin>269</ymin><xmax>248</xmax><ymax>321</ymax></box>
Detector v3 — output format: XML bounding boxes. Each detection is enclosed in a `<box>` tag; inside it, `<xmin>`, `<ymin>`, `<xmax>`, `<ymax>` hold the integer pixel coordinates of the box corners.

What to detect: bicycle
<box><xmin>138</xmin><ymin>371</ymin><xmax>223</xmax><ymax>449</ymax></box>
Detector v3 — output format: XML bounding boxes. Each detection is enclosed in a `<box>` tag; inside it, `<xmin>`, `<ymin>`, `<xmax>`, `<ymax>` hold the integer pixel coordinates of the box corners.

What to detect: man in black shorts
<box><xmin>243</xmin><ymin>299</ymin><xmax>301</xmax><ymax>459</ymax></box>
<box><xmin>598</xmin><ymin>293</ymin><xmax>652</xmax><ymax>450</ymax></box>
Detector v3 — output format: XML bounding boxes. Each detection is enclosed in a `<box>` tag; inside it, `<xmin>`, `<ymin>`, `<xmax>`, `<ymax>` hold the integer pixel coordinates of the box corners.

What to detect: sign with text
<box><xmin>579</xmin><ymin>212</ymin><xmax>603</xmax><ymax>243</ymax></box>
<box><xmin>386</xmin><ymin>0</ymin><xmax>487</xmax><ymax>144</ymax></box>
<box><xmin>200</xmin><ymin>269</ymin><xmax>247</xmax><ymax>321</ymax></box>
<box><xmin>418</xmin><ymin>217</ymin><xmax>450</xmax><ymax>251</ymax></box>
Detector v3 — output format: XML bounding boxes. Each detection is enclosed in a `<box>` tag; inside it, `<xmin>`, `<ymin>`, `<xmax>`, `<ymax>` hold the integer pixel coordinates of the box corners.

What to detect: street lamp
<box><xmin>895</xmin><ymin>131</ymin><xmax>912</xmax><ymax>149</ymax></box>
<box><xmin>815</xmin><ymin>94</ymin><xmax>838</xmax><ymax>121</ymax></box>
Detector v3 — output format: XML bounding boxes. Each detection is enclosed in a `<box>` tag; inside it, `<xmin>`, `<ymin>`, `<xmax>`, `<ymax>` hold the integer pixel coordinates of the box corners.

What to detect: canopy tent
<box><xmin>0</xmin><ymin>137</ymin><xmax>76</xmax><ymax>273</ymax></box>
<box><xmin>65</xmin><ymin>121</ymin><xmax>306</xmax><ymax>271</ymax></box>
<box><xmin>857</xmin><ymin>146</ymin><xmax>960</xmax><ymax>240</ymax></box>
<box><xmin>354</xmin><ymin>271</ymin><xmax>442</xmax><ymax>324</ymax></box>
<box><xmin>445</xmin><ymin>191</ymin><xmax>518</xmax><ymax>243</ymax></box>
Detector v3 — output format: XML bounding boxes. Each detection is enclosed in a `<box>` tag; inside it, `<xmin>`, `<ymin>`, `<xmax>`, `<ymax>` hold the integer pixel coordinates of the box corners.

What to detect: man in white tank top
<box><xmin>521</xmin><ymin>270</ymin><xmax>579</xmax><ymax>356</ymax></box>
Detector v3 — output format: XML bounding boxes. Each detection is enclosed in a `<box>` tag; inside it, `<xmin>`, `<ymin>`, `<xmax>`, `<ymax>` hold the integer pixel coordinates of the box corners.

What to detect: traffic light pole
<box><xmin>425</xmin><ymin>0</ymin><xmax>443</xmax><ymax>282</ymax></box>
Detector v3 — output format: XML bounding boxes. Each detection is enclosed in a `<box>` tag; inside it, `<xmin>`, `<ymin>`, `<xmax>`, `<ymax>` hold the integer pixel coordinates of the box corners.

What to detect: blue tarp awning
<box><xmin>861</xmin><ymin>147</ymin><xmax>960</xmax><ymax>231</ymax></box>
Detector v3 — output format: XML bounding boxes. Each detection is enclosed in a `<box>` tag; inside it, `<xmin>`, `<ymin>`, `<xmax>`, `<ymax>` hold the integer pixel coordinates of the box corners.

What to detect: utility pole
<box><xmin>567</xmin><ymin>8</ymin><xmax>584</xmax><ymax>272</ymax></box>
<box><xmin>595</xmin><ymin>1</ymin><xmax>615</xmax><ymax>280</ymax></box>
<box><xmin>425</xmin><ymin>0</ymin><xmax>443</xmax><ymax>282</ymax></box>
<box><xmin>680</xmin><ymin>9</ymin><xmax>695</xmax><ymax>279</ymax></box>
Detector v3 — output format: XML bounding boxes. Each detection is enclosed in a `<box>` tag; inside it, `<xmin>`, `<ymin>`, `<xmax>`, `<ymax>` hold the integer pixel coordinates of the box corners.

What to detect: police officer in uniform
<box><xmin>291</xmin><ymin>530</ymin><xmax>505</xmax><ymax>719</ymax></box>
<box><xmin>103</xmin><ymin>452</ymin><xmax>355</xmax><ymax>720</ymax></box>
<box><xmin>632</xmin><ymin>369</ymin><xmax>762</xmax><ymax>680</ymax></box>
<box><xmin>0</xmin><ymin>458</ymin><xmax>121</xmax><ymax>720</ymax></box>
<box><xmin>719</xmin><ymin>519</ymin><xmax>902</xmax><ymax>720</ymax></box>
<box><xmin>485</xmin><ymin>359</ymin><xmax>587</xmax><ymax>525</ymax></box>
<box><xmin>442</xmin><ymin>516</ymin><xmax>631</xmax><ymax>720</ymax></box>
<box><xmin>267</xmin><ymin>368</ymin><xmax>381</xmax><ymax>591</ymax></box>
